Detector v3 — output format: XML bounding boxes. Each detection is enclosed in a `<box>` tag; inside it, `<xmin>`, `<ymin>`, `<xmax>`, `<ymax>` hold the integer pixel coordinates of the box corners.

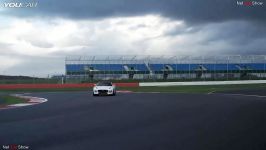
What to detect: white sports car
<box><xmin>93</xmin><ymin>81</ymin><xmax>116</xmax><ymax>96</ymax></box>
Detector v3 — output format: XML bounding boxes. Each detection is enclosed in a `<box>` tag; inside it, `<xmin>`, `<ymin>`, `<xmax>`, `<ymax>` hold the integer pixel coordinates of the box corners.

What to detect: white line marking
<box><xmin>207</xmin><ymin>91</ymin><xmax>216</xmax><ymax>95</ymax></box>
<box><xmin>218</xmin><ymin>93</ymin><xmax>266</xmax><ymax>98</ymax></box>
<box><xmin>116</xmin><ymin>90</ymin><xmax>133</xmax><ymax>93</ymax></box>
<box><xmin>0</xmin><ymin>94</ymin><xmax>48</xmax><ymax>110</ymax></box>
<box><xmin>9</xmin><ymin>103</ymin><xmax>35</xmax><ymax>107</ymax></box>
<box><xmin>134</xmin><ymin>92</ymin><xmax>162</xmax><ymax>94</ymax></box>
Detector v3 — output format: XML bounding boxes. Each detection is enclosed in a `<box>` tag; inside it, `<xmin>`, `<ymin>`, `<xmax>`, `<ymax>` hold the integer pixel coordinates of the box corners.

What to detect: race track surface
<box><xmin>1</xmin><ymin>91</ymin><xmax>266</xmax><ymax>150</ymax></box>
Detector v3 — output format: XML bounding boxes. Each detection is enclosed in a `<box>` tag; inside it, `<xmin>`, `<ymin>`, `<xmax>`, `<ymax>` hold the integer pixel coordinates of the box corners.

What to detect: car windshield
<box><xmin>96</xmin><ymin>82</ymin><xmax>112</xmax><ymax>86</ymax></box>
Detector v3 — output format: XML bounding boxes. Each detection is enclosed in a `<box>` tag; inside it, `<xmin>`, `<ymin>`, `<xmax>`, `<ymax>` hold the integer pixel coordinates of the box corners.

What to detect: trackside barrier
<box><xmin>0</xmin><ymin>83</ymin><xmax>139</xmax><ymax>90</ymax></box>
<box><xmin>139</xmin><ymin>80</ymin><xmax>266</xmax><ymax>87</ymax></box>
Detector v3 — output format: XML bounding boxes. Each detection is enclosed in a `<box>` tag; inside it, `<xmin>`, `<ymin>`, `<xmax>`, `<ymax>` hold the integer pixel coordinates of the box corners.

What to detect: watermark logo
<box><xmin>237</xmin><ymin>1</ymin><xmax>264</xmax><ymax>7</ymax></box>
<box><xmin>2</xmin><ymin>144</ymin><xmax>30</xmax><ymax>150</ymax></box>
<box><xmin>1</xmin><ymin>1</ymin><xmax>38</xmax><ymax>8</ymax></box>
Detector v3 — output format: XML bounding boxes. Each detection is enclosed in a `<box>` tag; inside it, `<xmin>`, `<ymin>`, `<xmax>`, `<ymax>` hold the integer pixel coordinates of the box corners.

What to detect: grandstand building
<box><xmin>65</xmin><ymin>55</ymin><xmax>266</xmax><ymax>81</ymax></box>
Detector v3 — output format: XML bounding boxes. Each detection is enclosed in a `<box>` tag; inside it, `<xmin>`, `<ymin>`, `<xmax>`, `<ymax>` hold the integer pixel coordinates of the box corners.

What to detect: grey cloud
<box><xmin>5</xmin><ymin>55</ymin><xmax>65</xmax><ymax>76</ymax></box>
<box><xmin>204</xmin><ymin>21</ymin><xmax>266</xmax><ymax>43</ymax></box>
<box><xmin>1</xmin><ymin>0</ymin><xmax>266</xmax><ymax>76</ymax></box>
<box><xmin>29</xmin><ymin>40</ymin><xmax>54</xmax><ymax>48</ymax></box>
<box><xmin>164</xmin><ymin>25</ymin><xmax>202</xmax><ymax>36</ymax></box>
<box><xmin>152</xmin><ymin>20</ymin><xmax>266</xmax><ymax>56</ymax></box>
<box><xmin>129</xmin><ymin>24</ymin><xmax>148</xmax><ymax>30</ymax></box>
<box><xmin>0</xmin><ymin>42</ymin><xmax>13</xmax><ymax>50</ymax></box>
<box><xmin>17</xmin><ymin>36</ymin><xmax>54</xmax><ymax>48</ymax></box>
<box><xmin>162</xmin><ymin>20</ymin><xmax>266</xmax><ymax>55</ymax></box>
<box><xmin>3</xmin><ymin>0</ymin><xmax>266</xmax><ymax>24</ymax></box>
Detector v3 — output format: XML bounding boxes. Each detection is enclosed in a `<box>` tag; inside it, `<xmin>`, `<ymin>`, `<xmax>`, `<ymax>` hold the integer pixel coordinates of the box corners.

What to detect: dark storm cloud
<box><xmin>190</xmin><ymin>21</ymin><xmax>266</xmax><ymax>45</ymax></box>
<box><xmin>3</xmin><ymin>0</ymin><xmax>266</xmax><ymax>23</ymax></box>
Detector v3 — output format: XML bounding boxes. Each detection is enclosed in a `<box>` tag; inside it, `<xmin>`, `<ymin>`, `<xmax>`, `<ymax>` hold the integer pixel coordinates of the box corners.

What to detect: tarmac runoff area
<box><xmin>0</xmin><ymin>91</ymin><xmax>266</xmax><ymax>150</ymax></box>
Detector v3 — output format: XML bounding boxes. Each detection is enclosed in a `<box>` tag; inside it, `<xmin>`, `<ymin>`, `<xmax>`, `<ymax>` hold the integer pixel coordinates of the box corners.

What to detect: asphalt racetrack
<box><xmin>1</xmin><ymin>91</ymin><xmax>266</xmax><ymax>150</ymax></box>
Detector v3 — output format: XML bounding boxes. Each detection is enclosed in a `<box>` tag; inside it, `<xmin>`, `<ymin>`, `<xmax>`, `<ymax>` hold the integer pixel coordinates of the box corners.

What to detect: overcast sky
<box><xmin>0</xmin><ymin>0</ymin><xmax>265</xmax><ymax>76</ymax></box>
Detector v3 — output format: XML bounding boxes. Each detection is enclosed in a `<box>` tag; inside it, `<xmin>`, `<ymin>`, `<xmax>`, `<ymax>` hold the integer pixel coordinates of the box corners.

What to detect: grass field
<box><xmin>0</xmin><ymin>95</ymin><xmax>28</xmax><ymax>106</ymax></box>
<box><xmin>0</xmin><ymin>84</ymin><xmax>265</xmax><ymax>106</ymax></box>
<box><xmin>0</xmin><ymin>88</ymin><xmax>89</xmax><ymax>94</ymax></box>
<box><xmin>0</xmin><ymin>83</ymin><xmax>265</xmax><ymax>94</ymax></box>
<box><xmin>2</xmin><ymin>77</ymin><xmax>266</xmax><ymax>84</ymax></box>
<box><xmin>118</xmin><ymin>84</ymin><xmax>266</xmax><ymax>93</ymax></box>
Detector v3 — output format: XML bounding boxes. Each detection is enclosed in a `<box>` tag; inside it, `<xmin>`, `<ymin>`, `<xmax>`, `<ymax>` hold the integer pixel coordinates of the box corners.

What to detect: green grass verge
<box><xmin>0</xmin><ymin>84</ymin><xmax>266</xmax><ymax>94</ymax></box>
<box><xmin>77</xmin><ymin>78</ymin><xmax>266</xmax><ymax>83</ymax></box>
<box><xmin>0</xmin><ymin>88</ymin><xmax>89</xmax><ymax>94</ymax></box>
<box><xmin>0</xmin><ymin>95</ymin><xmax>28</xmax><ymax>105</ymax></box>
<box><xmin>117</xmin><ymin>84</ymin><xmax>266</xmax><ymax>94</ymax></box>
